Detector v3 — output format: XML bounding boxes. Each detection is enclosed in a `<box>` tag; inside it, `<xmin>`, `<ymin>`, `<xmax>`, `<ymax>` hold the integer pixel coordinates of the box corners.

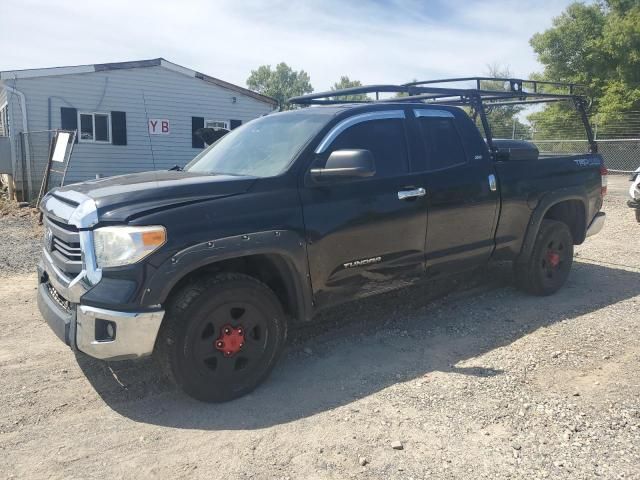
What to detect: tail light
<box><xmin>600</xmin><ymin>165</ymin><xmax>608</xmax><ymax>197</ymax></box>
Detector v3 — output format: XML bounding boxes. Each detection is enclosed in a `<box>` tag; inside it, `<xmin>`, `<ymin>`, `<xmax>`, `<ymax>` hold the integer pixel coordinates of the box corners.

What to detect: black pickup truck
<box><xmin>37</xmin><ymin>78</ymin><xmax>607</xmax><ymax>402</ymax></box>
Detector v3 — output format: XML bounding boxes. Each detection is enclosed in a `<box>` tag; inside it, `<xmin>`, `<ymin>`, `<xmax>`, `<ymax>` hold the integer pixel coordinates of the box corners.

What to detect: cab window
<box><xmin>417</xmin><ymin>117</ymin><xmax>467</xmax><ymax>171</ymax></box>
<box><xmin>328</xmin><ymin>118</ymin><xmax>409</xmax><ymax>177</ymax></box>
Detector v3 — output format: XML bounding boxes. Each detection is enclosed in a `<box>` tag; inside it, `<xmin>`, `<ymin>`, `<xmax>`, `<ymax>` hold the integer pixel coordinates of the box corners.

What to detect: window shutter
<box><xmin>111</xmin><ymin>111</ymin><xmax>127</xmax><ymax>145</ymax></box>
<box><xmin>60</xmin><ymin>107</ymin><xmax>78</xmax><ymax>143</ymax></box>
<box><xmin>192</xmin><ymin>117</ymin><xmax>205</xmax><ymax>148</ymax></box>
<box><xmin>230</xmin><ymin>119</ymin><xmax>242</xmax><ymax>130</ymax></box>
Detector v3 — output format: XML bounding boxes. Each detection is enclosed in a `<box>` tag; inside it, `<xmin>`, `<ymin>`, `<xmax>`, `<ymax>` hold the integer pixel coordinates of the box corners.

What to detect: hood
<box><xmin>51</xmin><ymin>170</ymin><xmax>257</xmax><ymax>223</ymax></box>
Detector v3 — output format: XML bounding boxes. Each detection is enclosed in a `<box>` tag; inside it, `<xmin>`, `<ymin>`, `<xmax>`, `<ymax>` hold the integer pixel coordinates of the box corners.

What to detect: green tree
<box><xmin>246</xmin><ymin>63</ymin><xmax>313</xmax><ymax>110</ymax></box>
<box><xmin>330</xmin><ymin>76</ymin><xmax>369</xmax><ymax>102</ymax></box>
<box><xmin>479</xmin><ymin>65</ymin><xmax>532</xmax><ymax>139</ymax></box>
<box><xmin>529</xmin><ymin>0</ymin><xmax>640</xmax><ymax>133</ymax></box>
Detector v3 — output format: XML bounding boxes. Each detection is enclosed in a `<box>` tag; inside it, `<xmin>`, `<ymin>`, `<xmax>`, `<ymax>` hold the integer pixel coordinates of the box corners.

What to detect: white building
<box><xmin>0</xmin><ymin>58</ymin><xmax>276</xmax><ymax>198</ymax></box>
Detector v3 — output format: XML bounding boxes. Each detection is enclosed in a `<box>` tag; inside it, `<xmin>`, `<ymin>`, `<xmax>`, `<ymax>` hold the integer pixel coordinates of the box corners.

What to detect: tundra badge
<box><xmin>343</xmin><ymin>256</ymin><xmax>382</xmax><ymax>269</ymax></box>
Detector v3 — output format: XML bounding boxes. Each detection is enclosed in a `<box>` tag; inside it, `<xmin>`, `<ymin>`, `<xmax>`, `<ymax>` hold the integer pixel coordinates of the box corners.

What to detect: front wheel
<box><xmin>514</xmin><ymin>219</ymin><xmax>574</xmax><ymax>296</ymax></box>
<box><xmin>156</xmin><ymin>273</ymin><xmax>287</xmax><ymax>402</ymax></box>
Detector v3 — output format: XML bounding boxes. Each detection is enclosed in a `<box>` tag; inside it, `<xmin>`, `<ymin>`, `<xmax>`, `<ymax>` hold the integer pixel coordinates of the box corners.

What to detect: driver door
<box><xmin>299</xmin><ymin>110</ymin><xmax>429</xmax><ymax>309</ymax></box>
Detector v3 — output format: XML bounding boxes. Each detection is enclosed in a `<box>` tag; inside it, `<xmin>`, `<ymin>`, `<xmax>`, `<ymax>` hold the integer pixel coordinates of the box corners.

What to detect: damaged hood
<box><xmin>43</xmin><ymin>170</ymin><xmax>257</xmax><ymax>224</ymax></box>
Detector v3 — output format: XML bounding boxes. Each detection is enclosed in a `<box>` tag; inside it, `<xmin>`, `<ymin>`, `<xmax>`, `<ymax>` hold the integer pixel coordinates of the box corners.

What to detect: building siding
<box><xmin>1</xmin><ymin>66</ymin><xmax>274</xmax><ymax>184</ymax></box>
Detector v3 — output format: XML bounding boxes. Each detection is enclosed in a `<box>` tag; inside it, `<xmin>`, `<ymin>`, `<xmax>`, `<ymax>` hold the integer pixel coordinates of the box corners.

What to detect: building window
<box><xmin>78</xmin><ymin>112</ymin><xmax>111</xmax><ymax>143</ymax></box>
<box><xmin>0</xmin><ymin>104</ymin><xmax>8</xmax><ymax>137</ymax></box>
<box><xmin>205</xmin><ymin>120</ymin><xmax>230</xmax><ymax>130</ymax></box>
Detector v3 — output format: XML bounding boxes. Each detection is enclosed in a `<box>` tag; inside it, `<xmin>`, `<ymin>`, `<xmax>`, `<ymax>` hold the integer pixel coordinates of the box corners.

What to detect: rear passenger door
<box><xmin>300</xmin><ymin>110</ymin><xmax>429</xmax><ymax>308</ymax></box>
<box><xmin>413</xmin><ymin>109</ymin><xmax>499</xmax><ymax>276</ymax></box>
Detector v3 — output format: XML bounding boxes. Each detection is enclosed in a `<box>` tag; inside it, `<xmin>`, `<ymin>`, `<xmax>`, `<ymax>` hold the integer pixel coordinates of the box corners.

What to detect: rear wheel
<box><xmin>514</xmin><ymin>219</ymin><xmax>574</xmax><ymax>296</ymax></box>
<box><xmin>156</xmin><ymin>273</ymin><xmax>287</xmax><ymax>402</ymax></box>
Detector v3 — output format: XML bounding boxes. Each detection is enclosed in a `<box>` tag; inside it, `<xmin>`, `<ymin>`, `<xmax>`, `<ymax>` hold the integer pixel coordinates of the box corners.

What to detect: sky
<box><xmin>0</xmin><ymin>0</ymin><xmax>578</xmax><ymax>92</ymax></box>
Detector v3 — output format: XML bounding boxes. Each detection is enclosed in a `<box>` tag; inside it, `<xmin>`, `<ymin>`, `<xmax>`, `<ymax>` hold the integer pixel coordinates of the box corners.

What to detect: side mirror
<box><xmin>309</xmin><ymin>149</ymin><xmax>376</xmax><ymax>181</ymax></box>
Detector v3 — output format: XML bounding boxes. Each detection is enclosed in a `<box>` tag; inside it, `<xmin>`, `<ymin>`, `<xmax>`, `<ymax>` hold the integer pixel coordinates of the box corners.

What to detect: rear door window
<box><xmin>328</xmin><ymin>118</ymin><xmax>409</xmax><ymax>177</ymax></box>
<box><xmin>417</xmin><ymin>116</ymin><xmax>467</xmax><ymax>171</ymax></box>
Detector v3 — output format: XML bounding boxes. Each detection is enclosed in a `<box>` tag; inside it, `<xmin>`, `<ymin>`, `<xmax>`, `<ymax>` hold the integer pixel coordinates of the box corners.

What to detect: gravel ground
<box><xmin>1</xmin><ymin>176</ymin><xmax>639</xmax><ymax>480</ymax></box>
<box><xmin>0</xmin><ymin>207</ymin><xmax>42</xmax><ymax>278</ymax></box>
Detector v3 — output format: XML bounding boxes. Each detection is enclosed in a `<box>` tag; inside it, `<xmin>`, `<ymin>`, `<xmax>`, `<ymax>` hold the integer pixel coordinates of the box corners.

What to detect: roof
<box><xmin>0</xmin><ymin>58</ymin><xmax>277</xmax><ymax>106</ymax></box>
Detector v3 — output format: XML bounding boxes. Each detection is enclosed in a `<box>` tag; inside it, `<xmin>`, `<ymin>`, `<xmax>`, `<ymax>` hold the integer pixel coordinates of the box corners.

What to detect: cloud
<box><xmin>0</xmin><ymin>0</ymin><xmax>576</xmax><ymax>91</ymax></box>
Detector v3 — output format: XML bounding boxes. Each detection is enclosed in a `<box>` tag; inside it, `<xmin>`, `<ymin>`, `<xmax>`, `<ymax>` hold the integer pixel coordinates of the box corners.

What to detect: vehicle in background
<box><xmin>629</xmin><ymin>166</ymin><xmax>640</xmax><ymax>222</ymax></box>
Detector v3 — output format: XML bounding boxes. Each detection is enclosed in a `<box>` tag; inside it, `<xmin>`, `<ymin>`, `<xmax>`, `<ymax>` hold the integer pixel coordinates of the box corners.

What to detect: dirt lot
<box><xmin>1</xmin><ymin>177</ymin><xmax>639</xmax><ymax>480</ymax></box>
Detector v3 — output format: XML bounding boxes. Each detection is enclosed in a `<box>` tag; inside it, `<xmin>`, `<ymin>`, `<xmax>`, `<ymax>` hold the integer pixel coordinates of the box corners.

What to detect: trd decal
<box><xmin>343</xmin><ymin>256</ymin><xmax>382</xmax><ymax>269</ymax></box>
<box><xmin>573</xmin><ymin>158</ymin><xmax>599</xmax><ymax>167</ymax></box>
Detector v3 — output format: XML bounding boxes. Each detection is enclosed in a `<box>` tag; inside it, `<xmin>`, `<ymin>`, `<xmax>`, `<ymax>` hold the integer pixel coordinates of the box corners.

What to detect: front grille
<box><xmin>52</xmin><ymin>236</ymin><xmax>82</xmax><ymax>262</ymax></box>
<box><xmin>43</xmin><ymin>215</ymin><xmax>82</xmax><ymax>275</ymax></box>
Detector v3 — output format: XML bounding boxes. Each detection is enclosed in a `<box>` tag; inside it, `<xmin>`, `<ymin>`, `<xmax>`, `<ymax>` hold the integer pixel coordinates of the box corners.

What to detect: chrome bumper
<box><xmin>586</xmin><ymin>211</ymin><xmax>606</xmax><ymax>237</ymax></box>
<box><xmin>40</xmin><ymin>248</ymin><xmax>164</xmax><ymax>361</ymax></box>
<box><xmin>76</xmin><ymin>305</ymin><xmax>164</xmax><ymax>361</ymax></box>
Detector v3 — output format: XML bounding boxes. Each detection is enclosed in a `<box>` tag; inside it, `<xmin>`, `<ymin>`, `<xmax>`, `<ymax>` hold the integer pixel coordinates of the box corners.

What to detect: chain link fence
<box><xmin>488</xmin><ymin>110</ymin><xmax>640</xmax><ymax>173</ymax></box>
<box><xmin>532</xmin><ymin>139</ymin><xmax>640</xmax><ymax>173</ymax></box>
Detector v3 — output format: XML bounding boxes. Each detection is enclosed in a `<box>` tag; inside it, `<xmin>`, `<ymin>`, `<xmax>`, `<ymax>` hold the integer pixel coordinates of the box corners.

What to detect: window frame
<box><xmin>413</xmin><ymin>109</ymin><xmax>469</xmax><ymax>172</ymax></box>
<box><xmin>205</xmin><ymin>119</ymin><xmax>230</xmax><ymax>130</ymax></box>
<box><xmin>312</xmin><ymin>110</ymin><xmax>411</xmax><ymax>180</ymax></box>
<box><xmin>314</xmin><ymin>110</ymin><xmax>405</xmax><ymax>154</ymax></box>
<box><xmin>77</xmin><ymin>111</ymin><xmax>112</xmax><ymax>144</ymax></box>
<box><xmin>0</xmin><ymin>102</ymin><xmax>9</xmax><ymax>137</ymax></box>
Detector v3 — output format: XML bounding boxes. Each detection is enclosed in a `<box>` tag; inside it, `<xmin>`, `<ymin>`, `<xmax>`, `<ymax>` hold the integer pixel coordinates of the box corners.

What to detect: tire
<box><xmin>514</xmin><ymin>219</ymin><xmax>574</xmax><ymax>296</ymax></box>
<box><xmin>635</xmin><ymin>208</ymin><xmax>640</xmax><ymax>223</ymax></box>
<box><xmin>155</xmin><ymin>273</ymin><xmax>287</xmax><ymax>402</ymax></box>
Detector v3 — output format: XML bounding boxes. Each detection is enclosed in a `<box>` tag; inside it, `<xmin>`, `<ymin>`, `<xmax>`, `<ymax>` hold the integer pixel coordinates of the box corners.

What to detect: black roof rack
<box><xmin>288</xmin><ymin>77</ymin><xmax>596</xmax><ymax>154</ymax></box>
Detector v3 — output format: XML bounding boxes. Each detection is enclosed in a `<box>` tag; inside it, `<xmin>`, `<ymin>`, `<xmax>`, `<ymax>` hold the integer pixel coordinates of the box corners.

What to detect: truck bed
<box><xmin>491</xmin><ymin>153</ymin><xmax>603</xmax><ymax>260</ymax></box>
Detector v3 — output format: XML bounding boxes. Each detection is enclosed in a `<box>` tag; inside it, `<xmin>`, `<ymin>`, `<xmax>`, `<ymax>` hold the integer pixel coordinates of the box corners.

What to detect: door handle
<box><xmin>488</xmin><ymin>174</ymin><xmax>497</xmax><ymax>192</ymax></box>
<box><xmin>398</xmin><ymin>187</ymin><xmax>426</xmax><ymax>200</ymax></box>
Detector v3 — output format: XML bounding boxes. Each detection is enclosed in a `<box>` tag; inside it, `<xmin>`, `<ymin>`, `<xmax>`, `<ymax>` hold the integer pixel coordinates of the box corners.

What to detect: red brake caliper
<box><xmin>214</xmin><ymin>325</ymin><xmax>245</xmax><ymax>357</ymax></box>
<box><xmin>546</xmin><ymin>250</ymin><xmax>561</xmax><ymax>268</ymax></box>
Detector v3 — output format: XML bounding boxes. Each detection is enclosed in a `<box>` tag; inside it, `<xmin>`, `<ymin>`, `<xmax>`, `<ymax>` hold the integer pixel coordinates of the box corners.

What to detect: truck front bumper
<box><xmin>37</xmin><ymin>256</ymin><xmax>164</xmax><ymax>361</ymax></box>
<box><xmin>586</xmin><ymin>211</ymin><xmax>606</xmax><ymax>238</ymax></box>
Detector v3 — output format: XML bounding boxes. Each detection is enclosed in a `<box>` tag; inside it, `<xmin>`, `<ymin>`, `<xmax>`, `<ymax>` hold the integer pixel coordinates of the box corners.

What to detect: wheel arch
<box><xmin>143</xmin><ymin>230</ymin><xmax>313</xmax><ymax>323</ymax></box>
<box><xmin>517</xmin><ymin>188</ymin><xmax>588</xmax><ymax>263</ymax></box>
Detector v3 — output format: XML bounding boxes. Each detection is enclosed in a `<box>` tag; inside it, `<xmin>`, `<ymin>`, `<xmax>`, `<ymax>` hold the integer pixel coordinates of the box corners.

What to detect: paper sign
<box><xmin>52</xmin><ymin>132</ymin><xmax>70</xmax><ymax>162</ymax></box>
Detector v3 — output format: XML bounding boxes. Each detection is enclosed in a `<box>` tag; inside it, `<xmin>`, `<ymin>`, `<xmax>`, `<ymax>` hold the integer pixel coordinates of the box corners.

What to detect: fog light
<box><xmin>95</xmin><ymin>319</ymin><xmax>117</xmax><ymax>342</ymax></box>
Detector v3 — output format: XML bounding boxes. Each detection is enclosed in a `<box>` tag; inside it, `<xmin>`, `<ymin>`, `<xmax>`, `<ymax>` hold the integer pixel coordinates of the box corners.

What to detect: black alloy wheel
<box><xmin>156</xmin><ymin>273</ymin><xmax>287</xmax><ymax>402</ymax></box>
<box><xmin>514</xmin><ymin>219</ymin><xmax>574</xmax><ymax>296</ymax></box>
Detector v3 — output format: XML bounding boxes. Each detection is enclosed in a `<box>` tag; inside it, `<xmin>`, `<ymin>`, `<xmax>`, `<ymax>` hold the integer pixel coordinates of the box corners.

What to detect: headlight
<box><xmin>93</xmin><ymin>225</ymin><xmax>166</xmax><ymax>268</ymax></box>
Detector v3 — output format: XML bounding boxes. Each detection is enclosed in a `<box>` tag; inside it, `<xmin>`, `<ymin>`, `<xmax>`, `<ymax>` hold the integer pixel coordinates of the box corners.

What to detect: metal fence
<box><xmin>14</xmin><ymin>130</ymin><xmax>74</xmax><ymax>203</ymax></box>
<box><xmin>532</xmin><ymin>139</ymin><xmax>640</xmax><ymax>173</ymax></box>
<box><xmin>485</xmin><ymin>110</ymin><xmax>640</xmax><ymax>173</ymax></box>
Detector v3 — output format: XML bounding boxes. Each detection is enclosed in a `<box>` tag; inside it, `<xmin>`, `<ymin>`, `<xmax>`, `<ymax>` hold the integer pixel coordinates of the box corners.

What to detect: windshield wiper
<box><xmin>168</xmin><ymin>165</ymin><xmax>183</xmax><ymax>171</ymax></box>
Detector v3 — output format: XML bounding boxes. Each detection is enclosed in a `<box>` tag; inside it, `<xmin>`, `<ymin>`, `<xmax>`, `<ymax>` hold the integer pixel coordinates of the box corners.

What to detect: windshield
<box><xmin>185</xmin><ymin>111</ymin><xmax>329</xmax><ymax>177</ymax></box>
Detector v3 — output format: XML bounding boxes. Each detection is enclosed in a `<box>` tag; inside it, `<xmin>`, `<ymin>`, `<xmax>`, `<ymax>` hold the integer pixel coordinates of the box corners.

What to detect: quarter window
<box><xmin>78</xmin><ymin>112</ymin><xmax>111</xmax><ymax>143</ymax></box>
<box><xmin>417</xmin><ymin>117</ymin><xmax>467</xmax><ymax>170</ymax></box>
<box><xmin>327</xmin><ymin>118</ymin><xmax>409</xmax><ymax>177</ymax></box>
